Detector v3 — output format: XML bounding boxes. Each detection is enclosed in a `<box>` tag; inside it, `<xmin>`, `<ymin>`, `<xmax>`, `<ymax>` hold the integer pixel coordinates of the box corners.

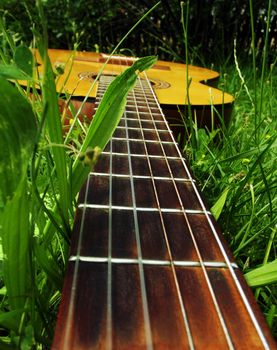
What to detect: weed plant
<box><xmin>0</xmin><ymin>1</ymin><xmax>158</xmax><ymax>348</ymax></box>
<box><xmin>179</xmin><ymin>0</ymin><xmax>276</xmax><ymax>337</ymax></box>
<box><xmin>0</xmin><ymin>0</ymin><xmax>276</xmax><ymax>348</ymax></box>
<box><xmin>181</xmin><ymin>64</ymin><xmax>276</xmax><ymax>336</ymax></box>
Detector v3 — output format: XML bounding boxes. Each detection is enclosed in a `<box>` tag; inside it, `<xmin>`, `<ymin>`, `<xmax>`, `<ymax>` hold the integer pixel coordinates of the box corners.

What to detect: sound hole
<box><xmin>78</xmin><ymin>72</ymin><xmax>170</xmax><ymax>89</ymax></box>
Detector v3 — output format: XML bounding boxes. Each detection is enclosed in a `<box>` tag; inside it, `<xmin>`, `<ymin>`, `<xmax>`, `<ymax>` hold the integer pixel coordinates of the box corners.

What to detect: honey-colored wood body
<box><xmin>35</xmin><ymin>49</ymin><xmax>234</xmax><ymax>106</ymax></box>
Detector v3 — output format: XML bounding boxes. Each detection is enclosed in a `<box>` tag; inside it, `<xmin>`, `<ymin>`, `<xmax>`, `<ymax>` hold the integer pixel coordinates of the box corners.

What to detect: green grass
<box><xmin>178</xmin><ymin>0</ymin><xmax>276</xmax><ymax>336</ymax></box>
<box><xmin>0</xmin><ymin>0</ymin><xmax>276</xmax><ymax>347</ymax></box>
<box><xmin>179</xmin><ymin>63</ymin><xmax>277</xmax><ymax>336</ymax></box>
<box><xmin>0</xmin><ymin>2</ymin><xmax>159</xmax><ymax>348</ymax></box>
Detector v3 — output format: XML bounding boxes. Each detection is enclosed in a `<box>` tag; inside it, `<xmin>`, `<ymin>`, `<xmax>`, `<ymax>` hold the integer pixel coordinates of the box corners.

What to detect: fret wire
<box><xmin>137</xmin><ymin>75</ymin><xmax>234</xmax><ymax>349</ymax></box>
<box><xmin>96</xmin><ymin>93</ymin><xmax>156</xmax><ymax>99</ymax></box>
<box><xmin>95</xmin><ymin>101</ymin><xmax>158</xmax><ymax>107</ymax></box>
<box><xmin>116</xmin><ymin>125</ymin><xmax>173</xmax><ymax>134</ymax></box>
<box><xmin>69</xmin><ymin>256</ymin><xmax>239</xmax><ymax>269</ymax></box>
<box><xmin>90</xmin><ymin>172</ymin><xmax>195</xmax><ymax>183</ymax></box>
<box><xmin>126</xmin><ymin>102</ymin><xmax>158</xmax><ymax>107</ymax></box>
<box><xmin>102</xmin><ymin>151</ymin><xmax>183</xmax><ymax>160</ymax></box>
<box><xmin>59</xmin><ymin>65</ymin><xmax>271</xmax><ymax>349</ymax></box>
<box><xmin>120</xmin><ymin>116</ymin><xmax>166</xmax><ymax>123</ymax></box>
<box><xmin>125</xmin><ymin>111</ymin><xmax>162</xmax><ymax>116</ymax></box>
<box><xmin>111</xmin><ymin>136</ymin><xmax>177</xmax><ymax>145</ymax></box>
<box><xmin>94</xmin><ymin>107</ymin><xmax>162</xmax><ymax>116</ymax></box>
<box><xmin>142</xmin><ymin>75</ymin><xmax>271</xmax><ymax>349</ymax></box>
<box><xmin>124</xmin><ymin>94</ymin><xmax>154</xmax><ymax>350</ymax></box>
<box><xmin>131</xmin><ymin>81</ymin><xmax>195</xmax><ymax>350</ymax></box>
<box><xmin>78</xmin><ymin>203</ymin><xmax>210</xmax><ymax>215</ymax></box>
<box><xmin>122</xmin><ymin>118</ymin><xmax>166</xmax><ymax>125</ymax></box>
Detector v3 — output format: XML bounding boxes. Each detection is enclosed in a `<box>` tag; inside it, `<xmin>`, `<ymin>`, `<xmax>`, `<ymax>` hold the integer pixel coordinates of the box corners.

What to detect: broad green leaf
<box><xmin>0</xmin><ymin>180</ymin><xmax>31</xmax><ymax>310</ymax></box>
<box><xmin>244</xmin><ymin>259</ymin><xmax>277</xmax><ymax>287</ymax></box>
<box><xmin>0</xmin><ymin>78</ymin><xmax>37</xmax><ymax>207</ymax></box>
<box><xmin>211</xmin><ymin>186</ymin><xmax>230</xmax><ymax>220</ymax></box>
<box><xmin>71</xmin><ymin>55</ymin><xmax>157</xmax><ymax>195</ymax></box>
<box><xmin>0</xmin><ymin>309</ymin><xmax>24</xmax><ymax>333</ymax></box>
<box><xmin>34</xmin><ymin>240</ymin><xmax>63</xmax><ymax>290</ymax></box>
<box><xmin>266</xmin><ymin>304</ymin><xmax>276</xmax><ymax>329</ymax></box>
<box><xmin>14</xmin><ymin>45</ymin><xmax>33</xmax><ymax>77</ymax></box>
<box><xmin>39</xmin><ymin>48</ymin><xmax>70</xmax><ymax>223</ymax></box>
<box><xmin>0</xmin><ymin>339</ymin><xmax>15</xmax><ymax>350</ymax></box>
<box><xmin>20</xmin><ymin>324</ymin><xmax>35</xmax><ymax>350</ymax></box>
<box><xmin>0</xmin><ymin>64</ymin><xmax>30</xmax><ymax>80</ymax></box>
<box><xmin>0</xmin><ymin>79</ymin><xmax>35</xmax><ymax>312</ymax></box>
<box><xmin>0</xmin><ymin>286</ymin><xmax>7</xmax><ymax>295</ymax></box>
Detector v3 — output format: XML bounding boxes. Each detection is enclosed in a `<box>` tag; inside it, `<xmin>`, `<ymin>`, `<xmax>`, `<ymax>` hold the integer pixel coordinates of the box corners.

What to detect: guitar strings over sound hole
<box><xmin>78</xmin><ymin>72</ymin><xmax>171</xmax><ymax>89</ymax></box>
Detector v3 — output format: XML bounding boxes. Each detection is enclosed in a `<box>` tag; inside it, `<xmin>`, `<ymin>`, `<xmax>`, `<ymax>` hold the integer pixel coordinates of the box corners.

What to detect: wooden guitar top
<box><xmin>34</xmin><ymin>49</ymin><xmax>234</xmax><ymax>106</ymax></box>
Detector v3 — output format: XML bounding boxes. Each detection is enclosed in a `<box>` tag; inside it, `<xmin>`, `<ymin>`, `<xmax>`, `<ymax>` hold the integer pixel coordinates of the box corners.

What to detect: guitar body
<box><xmin>48</xmin><ymin>50</ymin><xmax>276</xmax><ymax>349</ymax></box>
<box><xmin>37</xmin><ymin>49</ymin><xmax>233</xmax><ymax>106</ymax></box>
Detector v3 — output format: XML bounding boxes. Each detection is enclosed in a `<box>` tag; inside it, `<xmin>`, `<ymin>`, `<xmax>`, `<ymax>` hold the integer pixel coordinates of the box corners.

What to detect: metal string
<box><xmin>130</xmin><ymin>81</ymin><xmax>195</xmax><ymax>349</ymax></box>
<box><xmin>137</xmin><ymin>74</ymin><xmax>235</xmax><ymax>349</ymax></box>
<box><xmin>141</xmin><ymin>71</ymin><xmax>270</xmax><ymax>350</ymax></box>
<box><xmin>122</xmin><ymin>82</ymin><xmax>154</xmax><ymax>350</ymax></box>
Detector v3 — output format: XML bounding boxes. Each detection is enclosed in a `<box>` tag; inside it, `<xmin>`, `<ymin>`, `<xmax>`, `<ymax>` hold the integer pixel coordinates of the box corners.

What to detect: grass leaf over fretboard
<box><xmin>71</xmin><ymin>56</ymin><xmax>157</xmax><ymax>195</ymax></box>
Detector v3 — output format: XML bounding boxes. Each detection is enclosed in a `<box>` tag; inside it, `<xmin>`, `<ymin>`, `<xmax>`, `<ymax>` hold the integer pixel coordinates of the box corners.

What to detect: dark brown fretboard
<box><xmin>52</xmin><ymin>75</ymin><xmax>276</xmax><ymax>350</ymax></box>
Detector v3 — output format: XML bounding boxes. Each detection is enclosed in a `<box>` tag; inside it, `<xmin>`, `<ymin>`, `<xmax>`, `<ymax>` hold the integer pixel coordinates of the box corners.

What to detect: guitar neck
<box><xmin>52</xmin><ymin>74</ymin><xmax>275</xmax><ymax>349</ymax></box>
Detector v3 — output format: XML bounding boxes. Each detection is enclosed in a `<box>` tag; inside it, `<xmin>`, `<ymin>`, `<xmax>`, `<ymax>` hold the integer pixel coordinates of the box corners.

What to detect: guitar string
<box><xmin>62</xmin><ymin>74</ymin><xmax>114</xmax><ymax>348</ymax></box>
<box><xmin>107</xmin><ymin>124</ymin><xmax>113</xmax><ymax>349</ymax></box>
<box><xmin>87</xmin><ymin>76</ymin><xmax>232</xmax><ymax>348</ymax></box>
<box><xmin>97</xmin><ymin>72</ymin><xmax>233</xmax><ymax>348</ymax></box>
<box><xmin>106</xmin><ymin>57</ymin><xmax>154</xmax><ymax>349</ymax></box>
<box><xmin>137</xmin><ymin>74</ymin><xmax>235</xmax><ymax>349</ymax></box>
<box><xmin>103</xmin><ymin>57</ymin><xmax>120</xmax><ymax>350</ymax></box>
<box><xmin>121</xmin><ymin>56</ymin><xmax>154</xmax><ymax>349</ymax></box>
<box><xmin>65</xmin><ymin>57</ymin><xmax>269</xmax><ymax>349</ymax></box>
<box><xmin>123</xmin><ymin>108</ymin><xmax>154</xmax><ymax>350</ymax></box>
<box><xmin>62</xmin><ymin>172</ymin><xmax>91</xmax><ymax>349</ymax></box>
<box><xmin>93</xmin><ymin>78</ymin><xmax>113</xmax><ymax>349</ymax></box>
<box><xmin>142</xmin><ymin>71</ymin><xmax>271</xmax><ymax>350</ymax></box>
<box><xmin>97</xmin><ymin>84</ymin><xmax>153</xmax><ymax>350</ymax></box>
<box><xmin>60</xmin><ymin>61</ymin><xmax>115</xmax><ymax>349</ymax></box>
<box><xmin>130</xmin><ymin>81</ymin><xmax>195</xmax><ymax>349</ymax></box>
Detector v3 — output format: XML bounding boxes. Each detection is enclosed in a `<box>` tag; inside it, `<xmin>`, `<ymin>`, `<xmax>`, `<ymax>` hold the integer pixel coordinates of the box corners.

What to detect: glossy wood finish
<box><xmin>32</xmin><ymin>49</ymin><xmax>234</xmax><ymax>105</ymax></box>
<box><xmin>52</xmin><ymin>76</ymin><xmax>276</xmax><ymax>350</ymax></box>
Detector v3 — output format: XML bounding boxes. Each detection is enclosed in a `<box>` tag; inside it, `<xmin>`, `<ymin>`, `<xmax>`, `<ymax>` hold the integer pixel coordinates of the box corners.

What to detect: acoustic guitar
<box><xmin>47</xmin><ymin>50</ymin><xmax>276</xmax><ymax>349</ymax></box>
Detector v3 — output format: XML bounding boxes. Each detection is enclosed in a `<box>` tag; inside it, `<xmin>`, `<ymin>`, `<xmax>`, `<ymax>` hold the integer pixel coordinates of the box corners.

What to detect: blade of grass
<box><xmin>0</xmin><ymin>78</ymin><xmax>37</xmax><ymax>207</ymax></box>
<box><xmin>71</xmin><ymin>55</ymin><xmax>157</xmax><ymax>195</ymax></box>
<box><xmin>64</xmin><ymin>1</ymin><xmax>161</xmax><ymax>144</ymax></box>
<box><xmin>244</xmin><ymin>259</ymin><xmax>277</xmax><ymax>287</ymax></box>
<box><xmin>1</xmin><ymin>180</ymin><xmax>30</xmax><ymax>310</ymax></box>
<box><xmin>211</xmin><ymin>186</ymin><xmax>230</xmax><ymax>220</ymax></box>
<box><xmin>229</xmin><ymin>136</ymin><xmax>276</xmax><ymax>215</ymax></box>
<box><xmin>36</xmin><ymin>0</ymin><xmax>71</xmax><ymax>226</ymax></box>
<box><xmin>0</xmin><ymin>74</ymin><xmax>36</xmax><ymax>328</ymax></box>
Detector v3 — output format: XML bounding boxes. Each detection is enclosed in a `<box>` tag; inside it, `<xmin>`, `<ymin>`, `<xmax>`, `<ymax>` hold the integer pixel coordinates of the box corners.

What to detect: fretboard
<box><xmin>52</xmin><ymin>75</ymin><xmax>276</xmax><ymax>350</ymax></box>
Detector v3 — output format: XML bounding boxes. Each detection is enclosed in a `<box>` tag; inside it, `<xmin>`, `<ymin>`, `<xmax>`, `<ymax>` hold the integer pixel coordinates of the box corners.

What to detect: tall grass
<box><xmin>0</xmin><ymin>1</ymin><xmax>159</xmax><ymax>348</ymax></box>
<box><xmin>0</xmin><ymin>0</ymin><xmax>276</xmax><ymax>347</ymax></box>
<box><xmin>180</xmin><ymin>0</ymin><xmax>276</xmax><ymax>336</ymax></box>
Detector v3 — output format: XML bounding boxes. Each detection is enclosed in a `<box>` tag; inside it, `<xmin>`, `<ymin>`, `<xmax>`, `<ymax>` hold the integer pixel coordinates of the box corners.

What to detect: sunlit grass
<box><xmin>177</xmin><ymin>0</ymin><xmax>276</xmax><ymax>337</ymax></box>
<box><xmin>180</xmin><ymin>62</ymin><xmax>277</xmax><ymax>336</ymax></box>
<box><xmin>0</xmin><ymin>0</ymin><xmax>276</xmax><ymax>346</ymax></box>
<box><xmin>0</xmin><ymin>1</ymin><xmax>158</xmax><ymax>347</ymax></box>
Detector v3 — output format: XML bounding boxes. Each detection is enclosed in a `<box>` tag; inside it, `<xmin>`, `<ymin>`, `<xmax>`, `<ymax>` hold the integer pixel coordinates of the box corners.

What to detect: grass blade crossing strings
<box><xmin>71</xmin><ymin>55</ymin><xmax>157</xmax><ymax>195</ymax></box>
